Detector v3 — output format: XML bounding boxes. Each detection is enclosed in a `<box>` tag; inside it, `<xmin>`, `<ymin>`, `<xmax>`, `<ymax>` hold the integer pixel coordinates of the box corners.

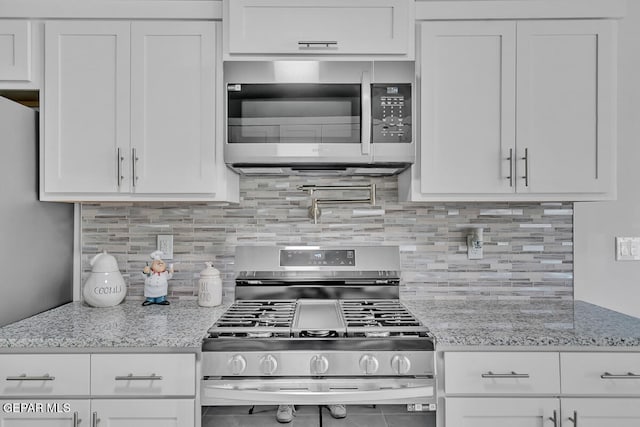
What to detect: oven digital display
<box><xmin>280</xmin><ymin>249</ymin><xmax>355</xmax><ymax>266</ymax></box>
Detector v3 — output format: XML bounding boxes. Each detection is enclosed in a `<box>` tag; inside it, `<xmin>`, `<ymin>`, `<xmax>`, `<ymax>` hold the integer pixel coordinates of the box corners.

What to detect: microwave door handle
<box><xmin>361</xmin><ymin>71</ymin><xmax>371</xmax><ymax>155</ymax></box>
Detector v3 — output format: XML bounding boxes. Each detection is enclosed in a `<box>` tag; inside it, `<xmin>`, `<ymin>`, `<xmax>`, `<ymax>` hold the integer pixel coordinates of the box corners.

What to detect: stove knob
<box><xmin>259</xmin><ymin>354</ymin><xmax>278</xmax><ymax>375</ymax></box>
<box><xmin>391</xmin><ymin>354</ymin><xmax>411</xmax><ymax>375</ymax></box>
<box><xmin>228</xmin><ymin>354</ymin><xmax>247</xmax><ymax>375</ymax></box>
<box><xmin>310</xmin><ymin>355</ymin><xmax>329</xmax><ymax>375</ymax></box>
<box><xmin>359</xmin><ymin>354</ymin><xmax>380</xmax><ymax>375</ymax></box>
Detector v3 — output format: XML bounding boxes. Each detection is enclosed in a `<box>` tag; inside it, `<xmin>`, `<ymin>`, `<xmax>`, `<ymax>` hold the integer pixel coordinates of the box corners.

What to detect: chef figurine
<box><xmin>142</xmin><ymin>250</ymin><xmax>173</xmax><ymax>306</ymax></box>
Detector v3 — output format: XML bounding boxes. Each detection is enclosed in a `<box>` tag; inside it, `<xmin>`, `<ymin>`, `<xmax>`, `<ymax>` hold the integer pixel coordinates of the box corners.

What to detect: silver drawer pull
<box><xmin>298</xmin><ymin>40</ymin><xmax>338</xmax><ymax>48</ymax></box>
<box><xmin>6</xmin><ymin>373</ymin><xmax>55</xmax><ymax>381</ymax></box>
<box><xmin>114</xmin><ymin>373</ymin><xmax>163</xmax><ymax>381</ymax></box>
<box><xmin>481</xmin><ymin>371</ymin><xmax>530</xmax><ymax>379</ymax></box>
<box><xmin>601</xmin><ymin>372</ymin><xmax>640</xmax><ymax>379</ymax></box>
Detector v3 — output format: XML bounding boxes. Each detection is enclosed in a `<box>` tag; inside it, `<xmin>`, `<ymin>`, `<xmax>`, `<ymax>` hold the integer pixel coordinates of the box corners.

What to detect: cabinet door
<box><xmin>561</xmin><ymin>352</ymin><xmax>640</xmax><ymax>396</ymax></box>
<box><xmin>91</xmin><ymin>353</ymin><xmax>195</xmax><ymax>397</ymax></box>
<box><xmin>562</xmin><ymin>398</ymin><xmax>640</xmax><ymax>427</ymax></box>
<box><xmin>446</xmin><ymin>397</ymin><xmax>559</xmax><ymax>427</ymax></box>
<box><xmin>0</xmin><ymin>400</ymin><xmax>90</xmax><ymax>426</ymax></box>
<box><xmin>226</xmin><ymin>0</ymin><xmax>411</xmax><ymax>56</ymax></box>
<box><xmin>91</xmin><ymin>399</ymin><xmax>194</xmax><ymax>427</ymax></box>
<box><xmin>130</xmin><ymin>21</ymin><xmax>217</xmax><ymax>195</ymax></box>
<box><xmin>419</xmin><ymin>21</ymin><xmax>516</xmax><ymax>195</ymax></box>
<box><xmin>0</xmin><ymin>20</ymin><xmax>31</xmax><ymax>80</ymax></box>
<box><xmin>44</xmin><ymin>21</ymin><xmax>131</xmax><ymax>194</ymax></box>
<box><xmin>516</xmin><ymin>20</ymin><xmax>616</xmax><ymax>195</ymax></box>
<box><xmin>0</xmin><ymin>354</ymin><xmax>90</xmax><ymax>397</ymax></box>
<box><xmin>445</xmin><ymin>352</ymin><xmax>560</xmax><ymax>395</ymax></box>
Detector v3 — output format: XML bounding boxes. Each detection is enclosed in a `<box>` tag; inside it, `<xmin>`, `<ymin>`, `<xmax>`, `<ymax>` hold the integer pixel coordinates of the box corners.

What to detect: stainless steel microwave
<box><xmin>223</xmin><ymin>61</ymin><xmax>415</xmax><ymax>176</ymax></box>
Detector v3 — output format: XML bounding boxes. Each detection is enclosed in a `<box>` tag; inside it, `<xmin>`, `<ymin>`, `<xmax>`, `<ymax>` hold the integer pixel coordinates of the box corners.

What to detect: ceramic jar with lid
<box><xmin>198</xmin><ymin>262</ymin><xmax>222</xmax><ymax>307</ymax></box>
<box><xmin>83</xmin><ymin>250</ymin><xmax>126</xmax><ymax>307</ymax></box>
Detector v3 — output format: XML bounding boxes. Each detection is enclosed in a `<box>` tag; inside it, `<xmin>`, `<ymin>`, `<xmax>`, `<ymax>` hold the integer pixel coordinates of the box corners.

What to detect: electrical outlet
<box><xmin>467</xmin><ymin>235</ymin><xmax>483</xmax><ymax>260</ymax></box>
<box><xmin>616</xmin><ymin>237</ymin><xmax>640</xmax><ymax>261</ymax></box>
<box><xmin>157</xmin><ymin>235</ymin><xmax>173</xmax><ymax>260</ymax></box>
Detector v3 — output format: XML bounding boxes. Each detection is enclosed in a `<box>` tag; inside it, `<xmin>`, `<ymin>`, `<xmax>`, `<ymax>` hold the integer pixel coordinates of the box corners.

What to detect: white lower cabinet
<box><xmin>445</xmin><ymin>397</ymin><xmax>559</xmax><ymax>427</ymax></box>
<box><xmin>444</xmin><ymin>351</ymin><xmax>640</xmax><ymax>427</ymax></box>
<box><xmin>90</xmin><ymin>399</ymin><xmax>194</xmax><ymax>426</ymax></box>
<box><xmin>0</xmin><ymin>399</ymin><xmax>90</xmax><ymax>426</ymax></box>
<box><xmin>0</xmin><ymin>353</ymin><xmax>196</xmax><ymax>427</ymax></box>
<box><xmin>561</xmin><ymin>398</ymin><xmax>640</xmax><ymax>426</ymax></box>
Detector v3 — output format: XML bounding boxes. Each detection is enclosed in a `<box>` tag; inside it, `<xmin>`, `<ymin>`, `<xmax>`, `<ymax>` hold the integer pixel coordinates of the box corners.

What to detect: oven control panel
<box><xmin>280</xmin><ymin>249</ymin><xmax>355</xmax><ymax>267</ymax></box>
<box><xmin>371</xmin><ymin>83</ymin><xmax>412</xmax><ymax>143</ymax></box>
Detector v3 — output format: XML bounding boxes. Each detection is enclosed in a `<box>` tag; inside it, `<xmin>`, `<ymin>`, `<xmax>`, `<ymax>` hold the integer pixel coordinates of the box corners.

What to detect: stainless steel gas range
<box><xmin>201</xmin><ymin>246</ymin><xmax>436</xmax><ymax>425</ymax></box>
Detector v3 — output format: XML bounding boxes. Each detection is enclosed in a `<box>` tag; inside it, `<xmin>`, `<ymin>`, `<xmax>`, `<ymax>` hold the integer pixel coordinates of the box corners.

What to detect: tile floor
<box><xmin>202</xmin><ymin>405</ymin><xmax>434</xmax><ymax>427</ymax></box>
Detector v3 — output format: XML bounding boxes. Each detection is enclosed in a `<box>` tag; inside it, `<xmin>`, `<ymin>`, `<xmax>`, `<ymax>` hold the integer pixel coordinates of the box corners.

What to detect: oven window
<box><xmin>202</xmin><ymin>404</ymin><xmax>436</xmax><ymax>426</ymax></box>
<box><xmin>227</xmin><ymin>84</ymin><xmax>361</xmax><ymax>144</ymax></box>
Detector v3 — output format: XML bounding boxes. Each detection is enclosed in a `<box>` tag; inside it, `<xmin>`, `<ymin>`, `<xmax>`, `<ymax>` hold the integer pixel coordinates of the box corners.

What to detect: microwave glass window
<box><xmin>228</xmin><ymin>84</ymin><xmax>361</xmax><ymax>144</ymax></box>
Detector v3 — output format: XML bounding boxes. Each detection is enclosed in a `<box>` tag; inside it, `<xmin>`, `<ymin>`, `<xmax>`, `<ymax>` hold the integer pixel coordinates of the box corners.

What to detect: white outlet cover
<box><xmin>157</xmin><ymin>235</ymin><xmax>174</xmax><ymax>260</ymax></box>
<box><xmin>615</xmin><ymin>237</ymin><xmax>640</xmax><ymax>261</ymax></box>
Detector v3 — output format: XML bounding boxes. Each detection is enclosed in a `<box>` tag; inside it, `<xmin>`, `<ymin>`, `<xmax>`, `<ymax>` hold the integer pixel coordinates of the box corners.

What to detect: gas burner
<box><xmin>300</xmin><ymin>330</ymin><xmax>339</xmax><ymax>338</ymax></box>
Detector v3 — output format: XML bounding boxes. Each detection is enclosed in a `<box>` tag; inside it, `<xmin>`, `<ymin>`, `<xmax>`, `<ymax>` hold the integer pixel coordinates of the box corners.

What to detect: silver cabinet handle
<box><xmin>131</xmin><ymin>148</ymin><xmax>139</xmax><ymax>187</ymax></box>
<box><xmin>92</xmin><ymin>411</ymin><xmax>98</xmax><ymax>427</ymax></box>
<box><xmin>568</xmin><ymin>410</ymin><xmax>578</xmax><ymax>426</ymax></box>
<box><xmin>601</xmin><ymin>372</ymin><xmax>640</xmax><ymax>379</ymax></box>
<box><xmin>298</xmin><ymin>41</ymin><xmax>338</xmax><ymax>49</ymax></box>
<box><xmin>548</xmin><ymin>409</ymin><xmax>558</xmax><ymax>427</ymax></box>
<box><xmin>73</xmin><ymin>411</ymin><xmax>79</xmax><ymax>427</ymax></box>
<box><xmin>6</xmin><ymin>373</ymin><xmax>55</xmax><ymax>381</ymax></box>
<box><xmin>361</xmin><ymin>71</ymin><xmax>371</xmax><ymax>155</ymax></box>
<box><xmin>521</xmin><ymin>147</ymin><xmax>529</xmax><ymax>187</ymax></box>
<box><xmin>481</xmin><ymin>371</ymin><xmax>530</xmax><ymax>379</ymax></box>
<box><xmin>117</xmin><ymin>148</ymin><xmax>125</xmax><ymax>187</ymax></box>
<box><xmin>114</xmin><ymin>373</ymin><xmax>163</xmax><ymax>381</ymax></box>
<box><xmin>506</xmin><ymin>148</ymin><xmax>514</xmax><ymax>187</ymax></box>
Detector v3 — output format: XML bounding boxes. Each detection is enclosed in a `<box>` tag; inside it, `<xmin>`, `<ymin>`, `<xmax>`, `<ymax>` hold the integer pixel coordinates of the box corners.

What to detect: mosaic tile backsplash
<box><xmin>81</xmin><ymin>175</ymin><xmax>574</xmax><ymax>302</ymax></box>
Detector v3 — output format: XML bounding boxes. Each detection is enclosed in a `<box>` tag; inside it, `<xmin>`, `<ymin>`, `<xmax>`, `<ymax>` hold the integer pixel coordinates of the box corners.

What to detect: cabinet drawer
<box><xmin>0</xmin><ymin>354</ymin><xmax>90</xmax><ymax>396</ymax></box>
<box><xmin>561</xmin><ymin>353</ymin><xmax>640</xmax><ymax>395</ymax></box>
<box><xmin>226</xmin><ymin>0</ymin><xmax>412</xmax><ymax>56</ymax></box>
<box><xmin>445</xmin><ymin>352</ymin><xmax>560</xmax><ymax>395</ymax></box>
<box><xmin>91</xmin><ymin>353</ymin><xmax>195</xmax><ymax>397</ymax></box>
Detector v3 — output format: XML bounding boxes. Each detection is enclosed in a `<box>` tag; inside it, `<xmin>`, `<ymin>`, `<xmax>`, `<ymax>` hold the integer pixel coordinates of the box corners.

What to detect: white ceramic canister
<box><xmin>198</xmin><ymin>262</ymin><xmax>222</xmax><ymax>307</ymax></box>
<box><xmin>83</xmin><ymin>251</ymin><xmax>126</xmax><ymax>307</ymax></box>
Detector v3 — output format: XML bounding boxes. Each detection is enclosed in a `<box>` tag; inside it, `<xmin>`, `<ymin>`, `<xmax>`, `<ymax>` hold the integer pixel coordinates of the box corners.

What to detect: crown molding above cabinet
<box><xmin>0</xmin><ymin>0</ymin><xmax>223</xmax><ymax>19</ymax></box>
<box><xmin>415</xmin><ymin>0</ymin><xmax>626</xmax><ymax>20</ymax></box>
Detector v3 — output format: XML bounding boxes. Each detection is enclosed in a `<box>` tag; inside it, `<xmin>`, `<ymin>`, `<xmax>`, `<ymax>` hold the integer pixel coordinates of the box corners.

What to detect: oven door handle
<box><xmin>201</xmin><ymin>383</ymin><xmax>434</xmax><ymax>405</ymax></box>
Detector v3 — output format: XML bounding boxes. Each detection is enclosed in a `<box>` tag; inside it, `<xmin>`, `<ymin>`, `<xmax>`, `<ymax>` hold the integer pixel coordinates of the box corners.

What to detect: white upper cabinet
<box><xmin>404</xmin><ymin>19</ymin><xmax>617</xmax><ymax>201</ymax></box>
<box><xmin>0</xmin><ymin>20</ymin><xmax>31</xmax><ymax>81</ymax></box>
<box><xmin>516</xmin><ymin>20</ymin><xmax>616</xmax><ymax>196</ymax></box>
<box><xmin>43</xmin><ymin>20</ymin><xmax>237</xmax><ymax>202</ymax></box>
<box><xmin>224</xmin><ymin>0</ymin><xmax>414</xmax><ymax>58</ymax></box>
<box><xmin>130</xmin><ymin>22</ymin><xmax>217</xmax><ymax>195</ymax></box>
<box><xmin>43</xmin><ymin>21</ymin><xmax>130</xmax><ymax>195</ymax></box>
<box><xmin>418</xmin><ymin>21</ymin><xmax>516</xmax><ymax>195</ymax></box>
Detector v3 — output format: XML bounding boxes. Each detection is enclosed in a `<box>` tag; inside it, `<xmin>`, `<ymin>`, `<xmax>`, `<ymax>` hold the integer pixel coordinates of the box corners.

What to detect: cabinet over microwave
<box><xmin>223</xmin><ymin>61</ymin><xmax>414</xmax><ymax>176</ymax></box>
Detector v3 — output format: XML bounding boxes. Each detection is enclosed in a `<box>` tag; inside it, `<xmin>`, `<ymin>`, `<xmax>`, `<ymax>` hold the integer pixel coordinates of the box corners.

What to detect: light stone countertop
<box><xmin>404</xmin><ymin>299</ymin><xmax>640</xmax><ymax>349</ymax></box>
<box><xmin>1</xmin><ymin>299</ymin><xmax>639</xmax><ymax>352</ymax></box>
<box><xmin>0</xmin><ymin>300</ymin><xmax>230</xmax><ymax>352</ymax></box>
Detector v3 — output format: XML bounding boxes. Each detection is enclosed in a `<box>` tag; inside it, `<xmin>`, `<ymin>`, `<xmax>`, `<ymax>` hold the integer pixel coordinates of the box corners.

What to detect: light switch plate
<box><xmin>615</xmin><ymin>237</ymin><xmax>640</xmax><ymax>261</ymax></box>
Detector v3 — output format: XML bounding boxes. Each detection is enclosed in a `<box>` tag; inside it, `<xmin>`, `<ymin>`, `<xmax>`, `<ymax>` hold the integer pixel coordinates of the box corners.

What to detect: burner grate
<box><xmin>209</xmin><ymin>300</ymin><xmax>296</xmax><ymax>336</ymax></box>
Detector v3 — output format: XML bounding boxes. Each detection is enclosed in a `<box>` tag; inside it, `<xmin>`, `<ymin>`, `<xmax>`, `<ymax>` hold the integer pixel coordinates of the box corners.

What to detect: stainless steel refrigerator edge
<box><xmin>0</xmin><ymin>96</ymin><xmax>74</xmax><ymax>327</ymax></box>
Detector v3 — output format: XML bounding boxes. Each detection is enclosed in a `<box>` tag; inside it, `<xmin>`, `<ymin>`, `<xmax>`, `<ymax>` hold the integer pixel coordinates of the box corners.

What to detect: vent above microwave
<box><xmin>229</xmin><ymin>163</ymin><xmax>410</xmax><ymax>177</ymax></box>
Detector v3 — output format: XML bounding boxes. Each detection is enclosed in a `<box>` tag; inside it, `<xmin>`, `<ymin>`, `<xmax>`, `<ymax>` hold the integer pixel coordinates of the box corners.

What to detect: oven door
<box><xmin>201</xmin><ymin>377</ymin><xmax>436</xmax><ymax>427</ymax></box>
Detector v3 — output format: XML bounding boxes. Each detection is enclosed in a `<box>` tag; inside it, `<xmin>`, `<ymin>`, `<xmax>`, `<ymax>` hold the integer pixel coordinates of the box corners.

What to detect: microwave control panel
<box><xmin>371</xmin><ymin>84</ymin><xmax>412</xmax><ymax>143</ymax></box>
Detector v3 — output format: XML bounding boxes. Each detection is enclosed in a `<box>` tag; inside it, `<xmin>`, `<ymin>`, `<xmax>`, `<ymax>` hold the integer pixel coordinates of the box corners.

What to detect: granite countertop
<box><xmin>1</xmin><ymin>299</ymin><xmax>640</xmax><ymax>352</ymax></box>
<box><xmin>0</xmin><ymin>300</ymin><xmax>230</xmax><ymax>351</ymax></box>
<box><xmin>404</xmin><ymin>299</ymin><xmax>640</xmax><ymax>349</ymax></box>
